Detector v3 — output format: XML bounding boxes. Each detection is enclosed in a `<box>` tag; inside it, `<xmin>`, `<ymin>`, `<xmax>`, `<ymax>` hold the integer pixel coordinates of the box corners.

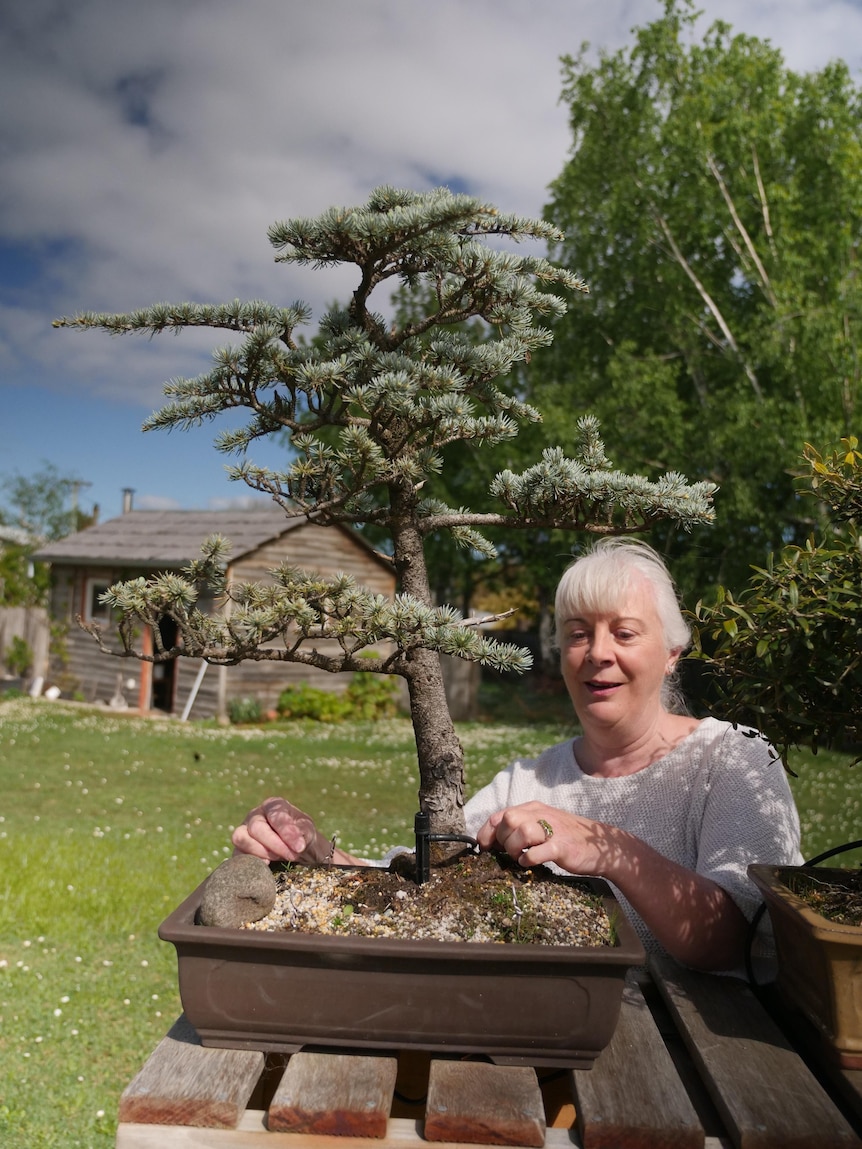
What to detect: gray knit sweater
<box><xmin>463</xmin><ymin>717</ymin><xmax>802</xmax><ymax>955</ymax></box>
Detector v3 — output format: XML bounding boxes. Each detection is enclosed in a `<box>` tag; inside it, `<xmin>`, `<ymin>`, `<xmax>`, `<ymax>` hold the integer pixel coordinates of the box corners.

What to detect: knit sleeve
<box><xmin>463</xmin><ymin>741</ymin><xmax>575</xmax><ymax>837</ymax></box>
<box><xmin>694</xmin><ymin>725</ymin><xmax>803</xmax><ymax>919</ymax></box>
<box><xmin>464</xmin><ymin>764</ymin><xmax>521</xmax><ymax>837</ymax></box>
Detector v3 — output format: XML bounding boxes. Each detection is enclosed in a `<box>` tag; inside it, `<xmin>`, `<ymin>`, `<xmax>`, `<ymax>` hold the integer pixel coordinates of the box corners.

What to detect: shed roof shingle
<box><xmin>34</xmin><ymin>508</ymin><xmax>304</xmax><ymax>567</ymax></box>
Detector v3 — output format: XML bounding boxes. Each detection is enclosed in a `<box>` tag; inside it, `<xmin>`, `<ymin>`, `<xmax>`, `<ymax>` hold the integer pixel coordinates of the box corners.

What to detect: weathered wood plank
<box><xmin>650</xmin><ymin>955</ymin><xmax>862</xmax><ymax>1149</ymax></box>
<box><xmin>571</xmin><ymin>979</ymin><xmax>704</xmax><ymax>1149</ymax></box>
<box><xmin>424</xmin><ymin>1060</ymin><xmax>546</xmax><ymax>1147</ymax></box>
<box><xmin>267</xmin><ymin>1051</ymin><xmax>398</xmax><ymax>1137</ymax></box>
<box><xmin>117</xmin><ymin>1015</ymin><xmax>265</xmax><ymax>1129</ymax></box>
<box><xmin>117</xmin><ymin>1112</ymin><xmax>600</xmax><ymax>1148</ymax></box>
<box><xmin>759</xmin><ymin>982</ymin><xmax>862</xmax><ymax>1126</ymax></box>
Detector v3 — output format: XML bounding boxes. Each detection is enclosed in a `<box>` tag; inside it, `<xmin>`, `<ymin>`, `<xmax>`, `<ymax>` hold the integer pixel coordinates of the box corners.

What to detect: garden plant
<box><xmin>694</xmin><ymin>437</ymin><xmax>862</xmax><ymax>769</ymax></box>
<box><xmin>695</xmin><ymin>436</ymin><xmax>862</xmax><ymax>966</ymax></box>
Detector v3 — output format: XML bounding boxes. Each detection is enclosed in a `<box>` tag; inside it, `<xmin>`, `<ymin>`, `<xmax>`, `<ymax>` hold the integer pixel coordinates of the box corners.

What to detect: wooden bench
<box><xmin>115</xmin><ymin>962</ymin><xmax>862</xmax><ymax>1148</ymax></box>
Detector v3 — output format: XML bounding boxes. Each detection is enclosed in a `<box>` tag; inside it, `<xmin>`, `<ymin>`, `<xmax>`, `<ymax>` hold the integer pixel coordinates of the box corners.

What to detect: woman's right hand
<box><xmin>232</xmin><ymin>797</ymin><xmax>325</xmax><ymax>863</ymax></box>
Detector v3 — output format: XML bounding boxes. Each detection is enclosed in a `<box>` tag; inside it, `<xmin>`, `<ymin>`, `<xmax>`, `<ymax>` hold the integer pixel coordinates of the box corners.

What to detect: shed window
<box><xmin>84</xmin><ymin>577</ymin><xmax>112</xmax><ymax>623</ymax></box>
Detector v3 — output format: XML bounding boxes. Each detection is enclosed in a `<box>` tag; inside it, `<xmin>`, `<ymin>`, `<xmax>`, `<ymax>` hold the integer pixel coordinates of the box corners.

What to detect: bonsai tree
<box><xmin>56</xmin><ymin>186</ymin><xmax>716</xmax><ymax>835</ymax></box>
<box><xmin>693</xmin><ymin>437</ymin><xmax>862</xmax><ymax>765</ymax></box>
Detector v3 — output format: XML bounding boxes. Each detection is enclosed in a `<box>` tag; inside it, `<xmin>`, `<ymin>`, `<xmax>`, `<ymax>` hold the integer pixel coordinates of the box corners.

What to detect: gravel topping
<box><xmin>242</xmin><ymin>853</ymin><xmax>615</xmax><ymax>947</ymax></box>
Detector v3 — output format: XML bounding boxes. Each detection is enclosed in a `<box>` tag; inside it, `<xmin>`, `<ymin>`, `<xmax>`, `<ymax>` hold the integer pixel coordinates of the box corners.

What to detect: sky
<box><xmin>2</xmin><ymin>0</ymin><xmax>862</xmax><ymax>527</ymax></box>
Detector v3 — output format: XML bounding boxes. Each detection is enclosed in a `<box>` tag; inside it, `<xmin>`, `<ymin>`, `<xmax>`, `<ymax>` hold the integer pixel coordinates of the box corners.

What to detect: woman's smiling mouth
<box><xmin>585</xmin><ymin>680</ymin><xmax>622</xmax><ymax>695</ymax></box>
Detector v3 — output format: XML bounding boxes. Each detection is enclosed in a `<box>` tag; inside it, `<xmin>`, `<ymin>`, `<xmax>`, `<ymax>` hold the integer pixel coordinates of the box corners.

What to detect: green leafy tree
<box><xmin>1</xmin><ymin>462</ymin><xmax>92</xmax><ymax>542</ymax></box>
<box><xmin>536</xmin><ymin>0</ymin><xmax>862</xmax><ymax>598</ymax></box>
<box><xmin>0</xmin><ymin>463</ymin><xmax>94</xmax><ymax>606</ymax></box>
<box><xmin>693</xmin><ymin>438</ymin><xmax>862</xmax><ymax>764</ymax></box>
<box><xmin>56</xmin><ymin>186</ymin><xmax>716</xmax><ymax>833</ymax></box>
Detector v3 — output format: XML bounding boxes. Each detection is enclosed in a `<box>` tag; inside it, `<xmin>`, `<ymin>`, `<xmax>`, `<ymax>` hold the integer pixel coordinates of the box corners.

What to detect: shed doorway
<box><xmin>151</xmin><ymin>617</ymin><xmax>178</xmax><ymax>713</ymax></box>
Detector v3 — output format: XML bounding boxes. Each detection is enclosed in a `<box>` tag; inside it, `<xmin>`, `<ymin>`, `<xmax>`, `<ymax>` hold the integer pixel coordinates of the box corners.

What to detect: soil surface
<box><xmin>242</xmin><ymin>849</ymin><xmax>616</xmax><ymax>947</ymax></box>
<box><xmin>794</xmin><ymin>868</ymin><xmax>862</xmax><ymax>926</ymax></box>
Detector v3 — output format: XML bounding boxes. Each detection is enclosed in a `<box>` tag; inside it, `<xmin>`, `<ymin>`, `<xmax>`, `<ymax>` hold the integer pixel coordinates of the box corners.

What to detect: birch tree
<box><xmin>538</xmin><ymin>0</ymin><xmax>862</xmax><ymax>595</ymax></box>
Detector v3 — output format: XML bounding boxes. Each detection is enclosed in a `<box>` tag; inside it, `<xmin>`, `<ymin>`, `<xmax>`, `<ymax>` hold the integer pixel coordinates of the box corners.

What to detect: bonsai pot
<box><xmin>159</xmin><ymin>867</ymin><xmax>644</xmax><ymax>1069</ymax></box>
<box><xmin>749</xmin><ymin>863</ymin><xmax>862</xmax><ymax>1067</ymax></box>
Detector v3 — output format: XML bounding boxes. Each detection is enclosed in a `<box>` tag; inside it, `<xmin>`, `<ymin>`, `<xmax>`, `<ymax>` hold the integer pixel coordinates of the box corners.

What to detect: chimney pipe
<box><xmin>122</xmin><ymin>488</ymin><xmax>135</xmax><ymax>514</ymax></box>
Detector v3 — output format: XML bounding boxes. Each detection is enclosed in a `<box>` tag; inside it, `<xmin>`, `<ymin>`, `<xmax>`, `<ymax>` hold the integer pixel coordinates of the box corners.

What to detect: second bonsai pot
<box><xmin>749</xmin><ymin>863</ymin><xmax>862</xmax><ymax>1068</ymax></box>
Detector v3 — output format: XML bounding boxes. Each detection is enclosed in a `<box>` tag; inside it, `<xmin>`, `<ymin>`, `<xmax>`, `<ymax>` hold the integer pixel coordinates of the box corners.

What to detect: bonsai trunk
<box><xmin>391</xmin><ymin>500</ymin><xmax>467</xmax><ymax>836</ymax></box>
<box><xmin>405</xmin><ymin>650</ymin><xmax>467</xmax><ymax>836</ymax></box>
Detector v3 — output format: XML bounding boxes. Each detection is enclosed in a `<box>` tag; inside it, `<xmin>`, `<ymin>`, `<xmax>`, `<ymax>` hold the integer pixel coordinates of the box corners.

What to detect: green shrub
<box><xmin>228</xmin><ymin>695</ymin><xmax>263</xmax><ymax>725</ymax></box>
<box><xmin>4</xmin><ymin>635</ymin><xmax>33</xmax><ymax>678</ymax></box>
<box><xmin>694</xmin><ymin>439</ymin><xmax>862</xmax><ymax>763</ymax></box>
<box><xmin>277</xmin><ymin>674</ymin><xmax>398</xmax><ymax>723</ymax></box>
<box><xmin>345</xmin><ymin>672</ymin><xmax>398</xmax><ymax>719</ymax></box>
<box><xmin>277</xmin><ymin>683</ymin><xmax>351</xmax><ymax>722</ymax></box>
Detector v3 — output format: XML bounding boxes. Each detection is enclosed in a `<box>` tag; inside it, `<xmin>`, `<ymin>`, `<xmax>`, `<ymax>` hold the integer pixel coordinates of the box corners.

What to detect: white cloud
<box><xmin>3</xmin><ymin>0</ymin><xmax>862</xmax><ymax>513</ymax></box>
<box><xmin>133</xmin><ymin>493</ymin><xmax>183</xmax><ymax>512</ymax></box>
<box><xmin>207</xmin><ymin>494</ymin><xmax>273</xmax><ymax>511</ymax></box>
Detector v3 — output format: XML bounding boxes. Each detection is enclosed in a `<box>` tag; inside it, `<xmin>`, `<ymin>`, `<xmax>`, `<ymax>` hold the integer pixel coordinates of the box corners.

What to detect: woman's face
<box><xmin>559</xmin><ymin>578</ymin><xmax>676</xmax><ymax>737</ymax></box>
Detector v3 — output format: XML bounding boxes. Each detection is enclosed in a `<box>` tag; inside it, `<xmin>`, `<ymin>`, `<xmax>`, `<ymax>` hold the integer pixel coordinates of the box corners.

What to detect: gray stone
<box><xmin>197</xmin><ymin>854</ymin><xmax>277</xmax><ymax>928</ymax></box>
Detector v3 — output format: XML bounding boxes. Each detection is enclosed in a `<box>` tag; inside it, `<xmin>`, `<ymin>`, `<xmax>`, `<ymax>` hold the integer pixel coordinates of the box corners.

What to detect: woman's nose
<box><xmin>587</xmin><ymin>631</ymin><xmax>613</xmax><ymax>663</ymax></box>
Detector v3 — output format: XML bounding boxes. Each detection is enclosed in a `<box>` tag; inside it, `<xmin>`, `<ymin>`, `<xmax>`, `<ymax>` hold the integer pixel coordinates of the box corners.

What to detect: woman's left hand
<box><xmin>475</xmin><ymin>800</ymin><xmax>616</xmax><ymax>877</ymax></box>
<box><xmin>476</xmin><ymin>800</ymin><xmax>750</xmax><ymax>972</ymax></box>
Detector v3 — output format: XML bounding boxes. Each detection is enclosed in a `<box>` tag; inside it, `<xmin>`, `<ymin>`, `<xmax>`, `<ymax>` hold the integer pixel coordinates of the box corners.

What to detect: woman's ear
<box><xmin>666</xmin><ymin>648</ymin><xmax>682</xmax><ymax>675</ymax></box>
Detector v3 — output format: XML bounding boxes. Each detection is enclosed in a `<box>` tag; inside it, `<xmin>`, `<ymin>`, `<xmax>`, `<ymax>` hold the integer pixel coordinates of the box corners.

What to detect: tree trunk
<box><xmin>405</xmin><ymin>649</ymin><xmax>467</xmax><ymax>836</ymax></box>
<box><xmin>390</xmin><ymin>494</ymin><xmax>467</xmax><ymax>836</ymax></box>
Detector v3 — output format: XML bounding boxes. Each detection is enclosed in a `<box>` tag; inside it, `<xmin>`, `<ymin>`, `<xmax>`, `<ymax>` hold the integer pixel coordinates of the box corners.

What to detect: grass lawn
<box><xmin>0</xmin><ymin>697</ymin><xmax>573</xmax><ymax>1149</ymax></box>
<box><xmin>0</xmin><ymin>695</ymin><xmax>859</xmax><ymax>1148</ymax></box>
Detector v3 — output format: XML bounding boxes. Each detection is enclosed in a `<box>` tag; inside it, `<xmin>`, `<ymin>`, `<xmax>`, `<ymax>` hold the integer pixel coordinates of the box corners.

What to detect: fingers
<box><xmin>475</xmin><ymin>803</ymin><xmax>558</xmax><ymax>866</ymax></box>
<box><xmin>474</xmin><ymin>810</ymin><xmax>506</xmax><ymax>850</ymax></box>
<box><xmin>231</xmin><ymin>830</ymin><xmax>282</xmax><ymax>861</ymax></box>
<box><xmin>231</xmin><ymin>797</ymin><xmax>317</xmax><ymax>863</ymax></box>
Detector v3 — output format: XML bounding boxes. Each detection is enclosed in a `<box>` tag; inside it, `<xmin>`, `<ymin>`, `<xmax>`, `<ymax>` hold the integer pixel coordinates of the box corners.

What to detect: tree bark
<box><xmin>405</xmin><ymin>649</ymin><xmax>467</xmax><ymax>835</ymax></box>
<box><xmin>391</xmin><ymin>493</ymin><xmax>467</xmax><ymax>835</ymax></box>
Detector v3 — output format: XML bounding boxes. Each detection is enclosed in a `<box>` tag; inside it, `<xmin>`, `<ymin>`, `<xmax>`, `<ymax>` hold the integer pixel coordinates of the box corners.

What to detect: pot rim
<box><xmin>159</xmin><ymin>867</ymin><xmax>645</xmax><ymax>967</ymax></box>
<box><xmin>748</xmin><ymin>862</ymin><xmax>862</xmax><ymax>941</ymax></box>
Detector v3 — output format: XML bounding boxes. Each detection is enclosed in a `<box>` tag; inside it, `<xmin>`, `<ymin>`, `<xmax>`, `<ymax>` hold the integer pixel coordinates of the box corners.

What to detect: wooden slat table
<box><xmin>116</xmin><ymin>960</ymin><xmax>862</xmax><ymax>1149</ymax></box>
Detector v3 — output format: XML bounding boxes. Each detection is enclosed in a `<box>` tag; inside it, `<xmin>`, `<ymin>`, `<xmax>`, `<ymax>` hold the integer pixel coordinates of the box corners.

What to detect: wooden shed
<box><xmin>35</xmin><ymin>506</ymin><xmax>397</xmax><ymax>720</ymax></box>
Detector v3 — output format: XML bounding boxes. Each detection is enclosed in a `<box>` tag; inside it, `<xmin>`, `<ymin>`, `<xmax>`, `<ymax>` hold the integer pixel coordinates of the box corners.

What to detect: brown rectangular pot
<box><xmin>159</xmin><ymin>871</ymin><xmax>644</xmax><ymax>1068</ymax></box>
<box><xmin>749</xmin><ymin>863</ymin><xmax>862</xmax><ymax>1067</ymax></box>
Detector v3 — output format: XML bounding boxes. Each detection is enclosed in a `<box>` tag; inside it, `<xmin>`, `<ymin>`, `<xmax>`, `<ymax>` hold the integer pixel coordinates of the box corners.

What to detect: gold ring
<box><xmin>538</xmin><ymin>818</ymin><xmax>554</xmax><ymax>840</ymax></box>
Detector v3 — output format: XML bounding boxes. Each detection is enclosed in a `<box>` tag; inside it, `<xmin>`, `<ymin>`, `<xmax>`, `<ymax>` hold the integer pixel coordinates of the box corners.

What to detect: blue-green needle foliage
<box><xmin>56</xmin><ymin>186</ymin><xmax>716</xmax><ymax>830</ymax></box>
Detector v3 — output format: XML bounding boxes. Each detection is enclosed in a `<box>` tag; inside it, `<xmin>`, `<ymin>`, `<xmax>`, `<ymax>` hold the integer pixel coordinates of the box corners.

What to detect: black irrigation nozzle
<box><xmin>414</xmin><ymin>810</ymin><xmax>480</xmax><ymax>885</ymax></box>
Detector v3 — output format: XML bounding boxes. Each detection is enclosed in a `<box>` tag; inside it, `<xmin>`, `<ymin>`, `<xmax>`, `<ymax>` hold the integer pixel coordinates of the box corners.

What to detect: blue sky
<box><xmin>2</xmin><ymin>0</ymin><xmax>862</xmax><ymax>525</ymax></box>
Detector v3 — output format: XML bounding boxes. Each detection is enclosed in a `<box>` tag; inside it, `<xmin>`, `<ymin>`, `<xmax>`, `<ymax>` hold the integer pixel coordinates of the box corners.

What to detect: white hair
<box><xmin>554</xmin><ymin>538</ymin><xmax>691</xmax><ymax>711</ymax></box>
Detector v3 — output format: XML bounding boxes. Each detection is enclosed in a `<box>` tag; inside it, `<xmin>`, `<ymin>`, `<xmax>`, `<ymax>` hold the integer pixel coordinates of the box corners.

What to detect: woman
<box><xmin>232</xmin><ymin>538</ymin><xmax>802</xmax><ymax>972</ymax></box>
